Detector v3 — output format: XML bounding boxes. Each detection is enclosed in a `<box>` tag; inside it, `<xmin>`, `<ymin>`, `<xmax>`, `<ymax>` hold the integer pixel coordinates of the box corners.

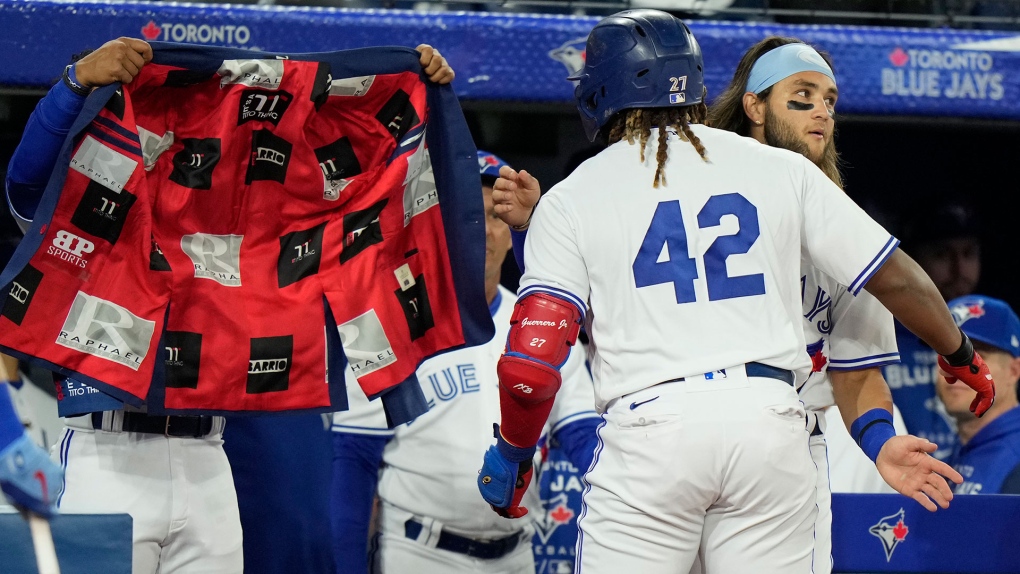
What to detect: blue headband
<box><xmin>745</xmin><ymin>43</ymin><xmax>836</xmax><ymax>95</ymax></box>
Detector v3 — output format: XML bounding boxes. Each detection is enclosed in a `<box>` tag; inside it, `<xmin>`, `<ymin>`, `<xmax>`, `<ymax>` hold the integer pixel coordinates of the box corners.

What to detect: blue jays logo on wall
<box><xmin>140</xmin><ymin>19</ymin><xmax>253</xmax><ymax>46</ymax></box>
<box><xmin>868</xmin><ymin>508</ymin><xmax>909</xmax><ymax>561</ymax></box>
<box><xmin>951</xmin><ymin>300</ymin><xmax>985</xmax><ymax>326</ymax></box>
<box><xmin>881</xmin><ymin>44</ymin><xmax>1004</xmax><ymax>101</ymax></box>
<box><xmin>548</xmin><ymin>37</ymin><xmax>588</xmax><ymax>79</ymax></box>
<box><xmin>534</xmin><ymin>492</ymin><xmax>575</xmax><ymax>545</ymax></box>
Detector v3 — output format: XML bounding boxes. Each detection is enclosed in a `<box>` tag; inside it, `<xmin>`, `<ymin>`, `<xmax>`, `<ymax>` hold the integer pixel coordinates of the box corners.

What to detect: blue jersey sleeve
<box><xmin>330</xmin><ymin>431</ymin><xmax>389</xmax><ymax>574</ymax></box>
<box><xmin>511</xmin><ymin>228</ymin><xmax>527</xmax><ymax>274</ymax></box>
<box><xmin>5</xmin><ymin>76</ymin><xmax>87</xmax><ymax>223</ymax></box>
<box><xmin>552</xmin><ymin>416</ymin><xmax>600</xmax><ymax>474</ymax></box>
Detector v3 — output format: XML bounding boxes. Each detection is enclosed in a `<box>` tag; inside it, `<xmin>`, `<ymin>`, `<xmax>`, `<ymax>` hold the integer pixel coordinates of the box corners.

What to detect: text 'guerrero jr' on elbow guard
<box><xmin>497</xmin><ymin>292</ymin><xmax>583</xmax><ymax>448</ymax></box>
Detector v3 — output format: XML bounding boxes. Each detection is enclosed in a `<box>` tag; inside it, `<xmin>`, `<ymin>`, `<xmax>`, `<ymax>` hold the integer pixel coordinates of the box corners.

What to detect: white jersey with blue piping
<box><xmin>799</xmin><ymin>262</ymin><xmax>900</xmax><ymax>411</ymax></box>
<box><xmin>331</xmin><ymin>285</ymin><xmax>598</xmax><ymax>538</ymax></box>
<box><xmin>518</xmin><ymin>125</ymin><xmax>898</xmax><ymax>410</ymax></box>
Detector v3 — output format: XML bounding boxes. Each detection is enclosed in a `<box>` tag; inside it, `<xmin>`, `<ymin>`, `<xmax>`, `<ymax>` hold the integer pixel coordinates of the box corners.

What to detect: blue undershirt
<box><xmin>5</xmin><ymin>76</ymin><xmax>87</xmax><ymax>224</ymax></box>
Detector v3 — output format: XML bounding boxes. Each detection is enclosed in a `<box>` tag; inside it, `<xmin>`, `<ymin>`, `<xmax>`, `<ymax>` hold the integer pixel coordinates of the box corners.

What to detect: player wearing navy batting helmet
<box><xmin>482</xmin><ymin>9</ymin><xmax>994</xmax><ymax>573</ymax></box>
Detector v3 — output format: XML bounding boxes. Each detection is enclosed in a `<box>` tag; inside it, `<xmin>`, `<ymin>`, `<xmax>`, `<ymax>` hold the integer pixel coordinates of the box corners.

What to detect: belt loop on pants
<box><xmin>404</xmin><ymin>518</ymin><xmax>523</xmax><ymax>560</ymax></box>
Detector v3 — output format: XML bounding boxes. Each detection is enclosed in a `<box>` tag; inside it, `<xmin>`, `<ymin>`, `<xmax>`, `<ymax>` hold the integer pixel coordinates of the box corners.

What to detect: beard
<box><xmin>763</xmin><ymin>105</ymin><xmax>811</xmax><ymax>159</ymax></box>
<box><xmin>763</xmin><ymin>104</ymin><xmax>841</xmax><ymax>187</ymax></box>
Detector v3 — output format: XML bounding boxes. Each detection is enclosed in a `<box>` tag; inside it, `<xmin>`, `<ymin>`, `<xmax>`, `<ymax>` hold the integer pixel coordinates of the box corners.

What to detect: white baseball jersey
<box><xmin>799</xmin><ymin>263</ymin><xmax>900</xmax><ymax>411</ymax></box>
<box><xmin>520</xmin><ymin>125</ymin><xmax>898</xmax><ymax>410</ymax></box>
<box><xmin>332</xmin><ymin>285</ymin><xmax>598</xmax><ymax>539</ymax></box>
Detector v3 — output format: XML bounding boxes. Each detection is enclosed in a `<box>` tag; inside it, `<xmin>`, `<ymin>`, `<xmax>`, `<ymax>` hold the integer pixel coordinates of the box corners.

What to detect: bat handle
<box><xmin>28</xmin><ymin>513</ymin><xmax>60</xmax><ymax>574</ymax></box>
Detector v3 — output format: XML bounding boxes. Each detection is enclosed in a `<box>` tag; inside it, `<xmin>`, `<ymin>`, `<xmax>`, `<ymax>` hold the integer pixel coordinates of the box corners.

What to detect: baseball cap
<box><xmin>947</xmin><ymin>295</ymin><xmax>1020</xmax><ymax>357</ymax></box>
<box><xmin>477</xmin><ymin>150</ymin><xmax>510</xmax><ymax>184</ymax></box>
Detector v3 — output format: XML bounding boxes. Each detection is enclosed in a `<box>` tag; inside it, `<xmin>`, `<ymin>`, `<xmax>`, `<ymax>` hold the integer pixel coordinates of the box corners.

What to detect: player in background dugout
<box><xmin>330</xmin><ymin>151</ymin><xmax>599</xmax><ymax>574</ymax></box>
<box><xmin>885</xmin><ymin>202</ymin><xmax>982</xmax><ymax>460</ymax></box>
<box><xmin>936</xmin><ymin>295</ymin><xmax>1020</xmax><ymax>494</ymax></box>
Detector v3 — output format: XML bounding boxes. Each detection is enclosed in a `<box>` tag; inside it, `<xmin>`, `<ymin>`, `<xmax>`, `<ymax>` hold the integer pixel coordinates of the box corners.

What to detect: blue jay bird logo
<box><xmin>869</xmin><ymin>508</ymin><xmax>909</xmax><ymax>562</ymax></box>
<box><xmin>950</xmin><ymin>300</ymin><xmax>985</xmax><ymax>326</ymax></box>
<box><xmin>548</xmin><ymin>37</ymin><xmax>588</xmax><ymax>78</ymax></box>
<box><xmin>533</xmin><ymin>493</ymin><xmax>574</xmax><ymax>544</ymax></box>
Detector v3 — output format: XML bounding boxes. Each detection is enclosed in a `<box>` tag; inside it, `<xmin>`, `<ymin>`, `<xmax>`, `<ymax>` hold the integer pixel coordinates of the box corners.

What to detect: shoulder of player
<box><xmin>692</xmin><ymin>124</ymin><xmax>811</xmax><ymax>166</ymax></box>
<box><xmin>802</xmin><ymin>264</ymin><xmax>851</xmax><ymax>304</ymax></box>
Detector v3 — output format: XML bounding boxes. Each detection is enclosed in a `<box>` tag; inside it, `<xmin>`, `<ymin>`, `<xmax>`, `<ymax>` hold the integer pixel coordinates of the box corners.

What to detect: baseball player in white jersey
<box><xmin>498</xmin><ymin>35</ymin><xmax>964</xmax><ymax>574</ymax></box>
<box><xmin>705</xmin><ymin>38</ymin><xmax>965</xmax><ymax>572</ymax></box>
<box><xmin>476</xmin><ymin>10</ymin><xmax>995</xmax><ymax>573</ymax></box>
<box><xmin>331</xmin><ymin>151</ymin><xmax>599</xmax><ymax>574</ymax></box>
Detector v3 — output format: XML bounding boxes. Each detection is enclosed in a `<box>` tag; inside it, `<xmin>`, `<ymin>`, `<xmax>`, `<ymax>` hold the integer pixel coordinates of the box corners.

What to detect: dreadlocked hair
<box><xmin>605</xmin><ymin>98</ymin><xmax>709</xmax><ymax>188</ymax></box>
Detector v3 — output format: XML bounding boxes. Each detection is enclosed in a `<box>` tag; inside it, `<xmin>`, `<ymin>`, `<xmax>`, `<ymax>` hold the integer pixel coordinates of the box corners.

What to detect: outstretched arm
<box><xmin>865</xmin><ymin>250</ymin><xmax>995</xmax><ymax>416</ymax></box>
<box><xmin>865</xmin><ymin>250</ymin><xmax>960</xmax><ymax>354</ymax></box>
<box><xmin>831</xmin><ymin>368</ymin><xmax>962</xmax><ymax>512</ymax></box>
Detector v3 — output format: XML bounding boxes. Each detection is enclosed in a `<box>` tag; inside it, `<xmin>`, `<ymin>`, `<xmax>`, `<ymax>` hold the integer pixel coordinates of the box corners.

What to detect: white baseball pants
<box><xmin>576</xmin><ymin>367</ymin><xmax>817</xmax><ymax>574</ymax></box>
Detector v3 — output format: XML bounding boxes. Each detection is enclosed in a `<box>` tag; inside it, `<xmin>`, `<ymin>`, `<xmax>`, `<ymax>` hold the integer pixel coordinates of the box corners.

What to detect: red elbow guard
<box><xmin>497</xmin><ymin>292</ymin><xmax>584</xmax><ymax>448</ymax></box>
<box><xmin>497</xmin><ymin>354</ymin><xmax>562</xmax><ymax>403</ymax></box>
<box><xmin>505</xmin><ymin>292</ymin><xmax>583</xmax><ymax>369</ymax></box>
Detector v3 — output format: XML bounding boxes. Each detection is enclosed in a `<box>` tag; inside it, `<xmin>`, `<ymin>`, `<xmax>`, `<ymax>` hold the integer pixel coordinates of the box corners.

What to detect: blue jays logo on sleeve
<box><xmin>868</xmin><ymin>508</ymin><xmax>909</xmax><ymax>562</ymax></box>
<box><xmin>806</xmin><ymin>338</ymin><xmax>827</xmax><ymax>373</ymax></box>
<box><xmin>803</xmin><ymin>281</ymin><xmax>834</xmax><ymax>335</ymax></box>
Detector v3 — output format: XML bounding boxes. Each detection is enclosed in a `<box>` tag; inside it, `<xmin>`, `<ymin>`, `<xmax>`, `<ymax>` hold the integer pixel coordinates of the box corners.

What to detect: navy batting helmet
<box><xmin>569</xmin><ymin>10</ymin><xmax>705</xmax><ymax>142</ymax></box>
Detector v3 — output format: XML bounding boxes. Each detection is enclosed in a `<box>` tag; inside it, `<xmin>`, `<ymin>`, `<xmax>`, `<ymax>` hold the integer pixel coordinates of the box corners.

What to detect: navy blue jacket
<box><xmin>951</xmin><ymin>406</ymin><xmax>1020</xmax><ymax>495</ymax></box>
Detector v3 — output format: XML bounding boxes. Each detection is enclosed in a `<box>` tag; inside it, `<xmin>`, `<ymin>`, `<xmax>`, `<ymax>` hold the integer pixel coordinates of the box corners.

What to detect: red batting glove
<box><xmin>938</xmin><ymin>352</ymin><xmax>995</xmax><ymax>417</ymax></box>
